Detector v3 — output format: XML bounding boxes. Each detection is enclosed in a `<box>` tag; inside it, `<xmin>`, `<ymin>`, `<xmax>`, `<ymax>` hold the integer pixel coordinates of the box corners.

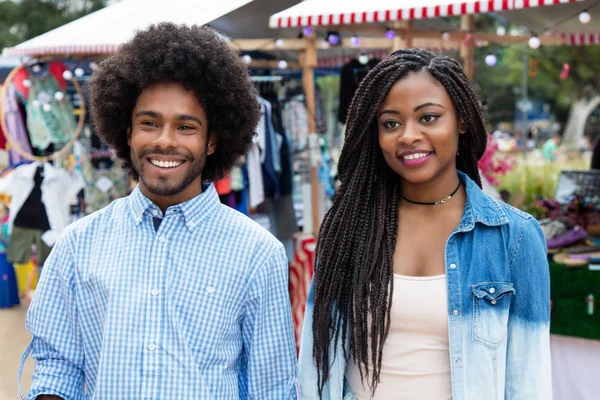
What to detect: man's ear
<box><xmin>207</xmin><ymin>133</ymin><xmax>217</xmax><ymax>156</ymax></box>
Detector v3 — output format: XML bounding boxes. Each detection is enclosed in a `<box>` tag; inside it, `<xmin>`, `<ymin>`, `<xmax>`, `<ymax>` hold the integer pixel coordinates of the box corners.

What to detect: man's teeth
<box><xmin>403</xmin><ymin>153</ymin><xmax>430</xmax><ymax>160</ymax></box>
<box><xmin>150</xmin><ymin>159</ymin><xmax>183</xmax><ymax>168</ymax></box>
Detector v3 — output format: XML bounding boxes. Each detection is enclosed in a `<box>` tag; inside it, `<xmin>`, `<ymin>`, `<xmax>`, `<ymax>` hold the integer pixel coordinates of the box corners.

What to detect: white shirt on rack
<box><xmin>0</xmin><ymin>162</ymin><xmax>85</xmax><ymax>238</ymax></box>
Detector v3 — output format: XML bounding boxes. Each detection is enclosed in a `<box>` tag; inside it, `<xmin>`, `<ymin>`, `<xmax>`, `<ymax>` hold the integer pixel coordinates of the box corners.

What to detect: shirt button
<box><xmin>207</xmin><ymin>286</ymin><xmax>215</xmax><ymax>294</ymax></box>
<box><xmin>151</xmin><ymin>289</ymin><xmax>159</xmax><ymax>296</ymax></box>
<box><xmin>148</xmin><ymin>343</ymin><xmax>156</xmax><ymax>351</ymax></box>
<box><xmin>189</xmin><ymin>221</ymin><xmax>196</xmax><ymax>228</ymax></box>
<box><xmin>159</xmin><ymin>236</ymin><xmax>166</xmax><ymax>243</ymax></box>
<box><xmin>453</xmin><ymin>310</ymin><xmax>459</xmax><ymax>316</ymax></box>
<box><xmin>136</xmin><ymin>217</ymin><xmax>142</xmax><ymax>224</ymax></box>
<box><xmin>455</xmin><ymin>358</ymin><xmax>461</xmax><ymax>364</ymax></box>
<box><xmin>152</xmin><ymin>210</ymin><xmax>159</xmax><ymax>216</ymax></box>
<box><xmin>491</xmin><ymin>300</ymin><xmax>497</xmax><ymax>305</ymax></box>
<box><xmin>450</xmin><ymin>263</ymin><xmax>457</xmax><ymax>269</ymax></box>
<box><xmin>489</xmin><ymin>287</ymin><xmax>496</xmax><ymax>294</ymax></box>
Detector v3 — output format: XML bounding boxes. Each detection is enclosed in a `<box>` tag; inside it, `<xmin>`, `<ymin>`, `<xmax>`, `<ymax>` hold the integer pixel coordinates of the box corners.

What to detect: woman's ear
<box><xmin>459</xmin><ymin>119</ymin><xmax>467</xmax><ymax>135</ymax></box>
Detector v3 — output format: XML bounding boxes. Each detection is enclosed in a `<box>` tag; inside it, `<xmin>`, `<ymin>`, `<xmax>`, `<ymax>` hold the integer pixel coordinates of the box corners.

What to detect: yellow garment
<box><xmin>15</xmin><ymin>260</ymin><xmax>38</xmax><ymax>296</ymax></box>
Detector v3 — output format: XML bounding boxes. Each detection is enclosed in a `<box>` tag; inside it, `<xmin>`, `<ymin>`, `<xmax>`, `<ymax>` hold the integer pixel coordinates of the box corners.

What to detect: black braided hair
<box><xmin>312</xmin><ymin>48</ymin><xmax>487</xmax><ymax>397</ymax></box>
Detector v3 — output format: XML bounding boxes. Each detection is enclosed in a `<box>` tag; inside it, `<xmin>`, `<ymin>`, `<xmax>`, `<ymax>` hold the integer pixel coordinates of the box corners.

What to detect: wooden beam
<box><xmin>247</xmin><ymin>59</ymin><xmax>301</xmax><ymax>69</ymax></box>
<box><xmin>228</xmin><ymin>38</ymin><xmax>306</xmax><ymax>51</ymax></box>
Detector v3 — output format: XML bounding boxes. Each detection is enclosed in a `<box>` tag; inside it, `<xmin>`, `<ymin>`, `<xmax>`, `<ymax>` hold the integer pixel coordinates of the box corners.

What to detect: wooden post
<box><xmin>405</xmin><ymin>20</ymin><xmax>413</xmax><ymax>49</ymax></box>
<box><xmin>460</xmin><ymin>15</ymin><xmax>475</xmax><ymax>80</ymax></box>
<box><xmin>388</xmin><ymin>21</ymin><xmax>412</xmax><ymax>53</ymax></box>
<box><xmin>300</xmin><ymin>34</ymin><xmax>321</xmax><ymax>235</ymax></box>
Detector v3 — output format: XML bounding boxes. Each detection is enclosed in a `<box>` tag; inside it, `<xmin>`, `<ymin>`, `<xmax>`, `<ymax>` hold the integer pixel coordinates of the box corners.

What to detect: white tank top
<box><xmin>346</xmin><ymin>274</ymin><xmax>452</xmax><ymax>400</ymax></box>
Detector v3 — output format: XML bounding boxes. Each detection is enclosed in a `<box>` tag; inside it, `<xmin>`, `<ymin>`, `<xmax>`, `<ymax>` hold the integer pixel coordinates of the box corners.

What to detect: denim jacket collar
<box><xmin>457</xmin><ymin>171</ymin><xmax>509</xmax><ymax>232</ymax></box>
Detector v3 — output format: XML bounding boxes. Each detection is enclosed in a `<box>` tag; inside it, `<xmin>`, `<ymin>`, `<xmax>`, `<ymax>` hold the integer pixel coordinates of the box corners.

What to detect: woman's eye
<box><xmin>383</xmin><ymin>120</ymin><xmax>400</xmax><ymax>129</ymax></box>
<box><xmin>421</xmin><ymin>114</ymin><xmax>439</xmax><ymax>124</ymax></box>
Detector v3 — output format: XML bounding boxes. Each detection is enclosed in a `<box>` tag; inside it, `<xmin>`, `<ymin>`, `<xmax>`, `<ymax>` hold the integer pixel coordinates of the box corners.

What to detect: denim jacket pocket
<box><xmin>472</xmin><ymin>282</ymin><xmax>516</xmax><ymax>349</ymax></box>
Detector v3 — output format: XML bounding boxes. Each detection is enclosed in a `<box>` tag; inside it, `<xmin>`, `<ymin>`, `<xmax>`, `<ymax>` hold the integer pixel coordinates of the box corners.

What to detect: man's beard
<box><xmin>131</xmin><ymin>146</ymin><xmax>206</xmax><ymax>196</ymax></box>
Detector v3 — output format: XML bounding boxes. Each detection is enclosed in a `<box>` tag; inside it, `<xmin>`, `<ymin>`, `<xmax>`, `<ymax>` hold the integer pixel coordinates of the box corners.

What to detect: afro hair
<box><xmin>87</xmin><ymin>23</ymin><xmax>260</xmax><ymax>182</ymax></box>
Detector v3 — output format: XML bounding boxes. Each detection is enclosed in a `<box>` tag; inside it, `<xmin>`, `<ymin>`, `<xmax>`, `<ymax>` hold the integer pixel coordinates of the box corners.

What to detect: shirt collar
<box><xmin>457</xmin><ymin>171</ymin><xmax>509</xmax><ymax>232</ymax></box>
<box><xmin>128</xmin><ymin>183</ymin><xmax>220</xmax><ymax>232</ymax></box>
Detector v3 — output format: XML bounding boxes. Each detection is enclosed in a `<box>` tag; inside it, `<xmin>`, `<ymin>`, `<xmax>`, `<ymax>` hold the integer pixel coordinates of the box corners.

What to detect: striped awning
<box><xmin>269</xmin><ymin>0</ymin><xmax>582</xmax><ymax>28</ymax></box>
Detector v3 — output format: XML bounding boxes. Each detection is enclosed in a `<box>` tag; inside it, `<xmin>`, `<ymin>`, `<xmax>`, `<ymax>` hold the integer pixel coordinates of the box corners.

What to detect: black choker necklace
<box><xmin>400</xmin><ymin>181</ymin><xmax>461</xmax><ymax>206</ymax></box>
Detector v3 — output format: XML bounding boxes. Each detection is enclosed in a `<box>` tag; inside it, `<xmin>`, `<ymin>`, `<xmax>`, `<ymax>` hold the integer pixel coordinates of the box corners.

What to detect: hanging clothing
<box><xmin>0</xmin><ymin>223</ymin><xmax>19</xmax><ymax>308</ymax></box>
<box><xmin>13</xmin><ymin>62</ymin><xmax>77</xmax><ymax>150</ymax></box>
<box><xmin>7</xmin><ymin>226</ymin><xmax>52</xmax><ymax>265</ymax></box>
<box><xmin>214</xmin><ymin>172</ymin><xmax>232</xmax><ymax>195</ymax></box>
<box><xmin>259</xmin><ymin>98</ymin><xmax>281</xmax><ymax>199</ymax></box>
<box><xmin>3</xmin><ymin>84</ymin><xmax>33</xmax><ymax>164</ymax></box>
<box><xmin>13</xmin><ymin>165</ymin><xmax>51</xmax><ymax>231</ymax></box>
<box><xmin>79</xmin><ymin>156</ymin><xmax>129</xmax><ymax>215</ymax></box>
<box><xmin>283</xmin><ymin>95</ymin><xmax>309</xmax><ymax>152</ymax></box>
<box><xmin>246</xmin><ymin>141</ymin><xmax>265</xmax><ymax>208</ymax></box>
<box><xmin>338</xmin><ymin>58</ymin><xmax>381</xmax><ymax>124</ymax></box>
<box><xmin>0</xmin><ymin>162</ymin><xmax>85</xmax><ymax>236</ymax></box>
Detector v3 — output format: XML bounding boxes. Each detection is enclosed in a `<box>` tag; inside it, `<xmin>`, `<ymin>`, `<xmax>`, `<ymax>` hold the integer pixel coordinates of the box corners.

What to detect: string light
<box><xmin>320</xmin><ymin>39</ymin><xmax>331</xmax><ymax>49</ymax></box>
<box><xmin>441</xmin><ymin>31</ymin><xmax>450</xmax><ymax>41</ymax></box>
<box><xmin>275</xmin><ymin>38</ymin><xmax>284</xmax><ymax>48</ymax></box>
<box><xmin>277</xmin><ymin>60</ymin><xmax>288</xmax><ymax>69</ymax></box>
<box><xmin>386</xmin><ymin>29</ymin><xmax>395</xmax><ymax>40</ymax></box>
<box><xmin>62</xmin><ymin>70</ymin><xmax>73</xmax><ymax>80</ymax></box>
<box><xmin>351</xmin><ymin>35</ymin><xmax>360</xmax><ymax>46</ymax></box>
<box><xmin>485</xmin><ymin>53</ymin><xmax>497</xmax><ymax>66</ymax></box>
<box><xmin>358</xmin><ymin>53</ymin><xmax>369</xmax><ymax>65</ymax></box>
<box><xmin>242</xmin><ymin>55</ymin><xmax>252</xmax><ymax>64</ymax></box>
<box><xmin>303</xmin><ymin>26</ymin><xmax>313</xmax><ymax>36</ymax></box>
<box><xmin>327</xmin><ymin>32</ymin><xmax>340</xmax><ymax>45</ymax></box>
<box><xmin>579</xmin><ymin>10</ymin><xmax>591</xmax><ymax>24</ymax></box>
<box><xmin>74</xmin><ymin>68</ymin><xmax>85</xmax><ymax>77</ymax></box>
<box><xmin>528</xmin><ymin>35</ymin><xmax>541</xmax><ymax>49</ymax></box>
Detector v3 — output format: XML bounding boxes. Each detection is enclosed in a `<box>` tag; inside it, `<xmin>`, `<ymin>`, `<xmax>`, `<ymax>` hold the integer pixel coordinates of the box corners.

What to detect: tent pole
<box><xmin>300</xmin><ymin>33</ymin><xmax>321</xmax><ymax>236</ymax></box>
<box><xmin>460</xmin><ymin>15</ymin><xmax>475</xmax><ymax>80</ymax></box>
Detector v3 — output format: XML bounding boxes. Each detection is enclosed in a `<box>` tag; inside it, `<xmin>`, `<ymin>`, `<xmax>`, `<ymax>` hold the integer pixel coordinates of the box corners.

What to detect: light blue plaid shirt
<box><xmin>20</xmin><ymin>183</ymin><xmax>299</xmax><ymax>399</ymax></box>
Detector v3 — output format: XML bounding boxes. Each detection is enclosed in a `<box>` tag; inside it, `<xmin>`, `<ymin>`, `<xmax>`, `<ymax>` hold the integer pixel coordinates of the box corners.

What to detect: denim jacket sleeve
<box><xmin>505</xmin><ymin>217</ymin><xmax>552</xmax><ymax>399</ymax></box>
<box><xmin>297</xmin><ymin>278</ymin><xmax>322</xmax><ymax>400</ymax></box>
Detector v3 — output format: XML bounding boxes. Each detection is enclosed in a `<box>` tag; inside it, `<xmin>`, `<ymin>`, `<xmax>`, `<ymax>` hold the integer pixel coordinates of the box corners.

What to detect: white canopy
<box><xmin>3</xmin><ymin>0</ymin><xmax>255</xmax><ymax>56</ymax></box>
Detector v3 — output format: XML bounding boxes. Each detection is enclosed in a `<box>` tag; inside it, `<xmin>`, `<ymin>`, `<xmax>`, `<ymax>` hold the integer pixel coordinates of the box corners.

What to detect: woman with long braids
<box><xmin>298</xmin><ymin>49</ymin><xmax>551</xmax><ymax>399</ymax></box>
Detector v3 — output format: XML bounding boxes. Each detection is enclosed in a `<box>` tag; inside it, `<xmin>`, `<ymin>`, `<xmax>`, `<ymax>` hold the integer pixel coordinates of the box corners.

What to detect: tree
<box><xmin>535</xmin><ymin>45</ymin><xmax>600</xmax><ymax>148</ymax></box>
<box><xmin>0</xmin><ymin>0</ymin><xmax>108</xmax><ymax>52</ymax></box>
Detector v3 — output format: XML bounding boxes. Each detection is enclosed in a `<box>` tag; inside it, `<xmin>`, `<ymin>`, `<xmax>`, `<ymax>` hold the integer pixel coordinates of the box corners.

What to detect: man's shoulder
<box><xmin>215</xmin><ymin>205</ymin><xmax>282</xmax><ymax>250</ymax></box>
<box><xmin>62</xmin><ymin>197</ymin><xmax>129</xmax><ymax>240</ymax></box>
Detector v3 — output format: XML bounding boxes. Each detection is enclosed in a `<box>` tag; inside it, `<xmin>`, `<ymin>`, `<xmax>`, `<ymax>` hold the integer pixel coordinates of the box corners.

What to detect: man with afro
<box><xmin>21</xmin><ymin>23</ymin><xmax>299</xmax><ymax>400</ymax></box>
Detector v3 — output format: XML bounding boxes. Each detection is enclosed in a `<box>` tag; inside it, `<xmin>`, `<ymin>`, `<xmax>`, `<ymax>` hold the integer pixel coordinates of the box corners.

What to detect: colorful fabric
<box><xmin>24</xmin><ymin>69</ymin><xmax>77</xmax><ymax>149</ymax></box>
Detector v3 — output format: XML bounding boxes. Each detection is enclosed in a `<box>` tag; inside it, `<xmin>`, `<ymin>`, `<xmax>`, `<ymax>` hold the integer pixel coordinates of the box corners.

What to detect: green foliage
<box><xmin>496</xmin><ymin>156</ymin><xmax>589</xmax><ymax>214</ymax></box>
<box><xmin>0</xmin><ymin>0</ymin><xmax>107</xmax><ymax>51</ymax></box>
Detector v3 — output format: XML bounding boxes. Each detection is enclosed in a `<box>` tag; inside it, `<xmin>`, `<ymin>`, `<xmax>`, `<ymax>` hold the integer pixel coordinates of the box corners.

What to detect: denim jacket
<box><xmin>298</xmin><ymin>172</ymin><xmax>551</xmax><ymax>400</ymax></box>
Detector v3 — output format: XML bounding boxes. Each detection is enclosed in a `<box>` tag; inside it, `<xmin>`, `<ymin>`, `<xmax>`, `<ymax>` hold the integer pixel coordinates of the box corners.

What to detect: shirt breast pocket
<box><xmin>172</xmin><ymin>284</ymin><xmax>234</xmax><ymax>350</ymax></box>
<box><xmin>472</xmin><ymin>282</ymin><xmax>516</xmax><ymax>349</ymax></box>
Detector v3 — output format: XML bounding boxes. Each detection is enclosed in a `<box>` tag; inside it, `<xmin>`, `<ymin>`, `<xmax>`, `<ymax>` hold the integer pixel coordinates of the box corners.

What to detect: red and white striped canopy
<box><xmin>269</xmin><ymin>0</ymin><xmax>582</xmax><ymax>28</ymax></box>
<box><xmin>560</xmin><ymin>32</ymin><xmax>600</xmax><ymax>45</ymax></box>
